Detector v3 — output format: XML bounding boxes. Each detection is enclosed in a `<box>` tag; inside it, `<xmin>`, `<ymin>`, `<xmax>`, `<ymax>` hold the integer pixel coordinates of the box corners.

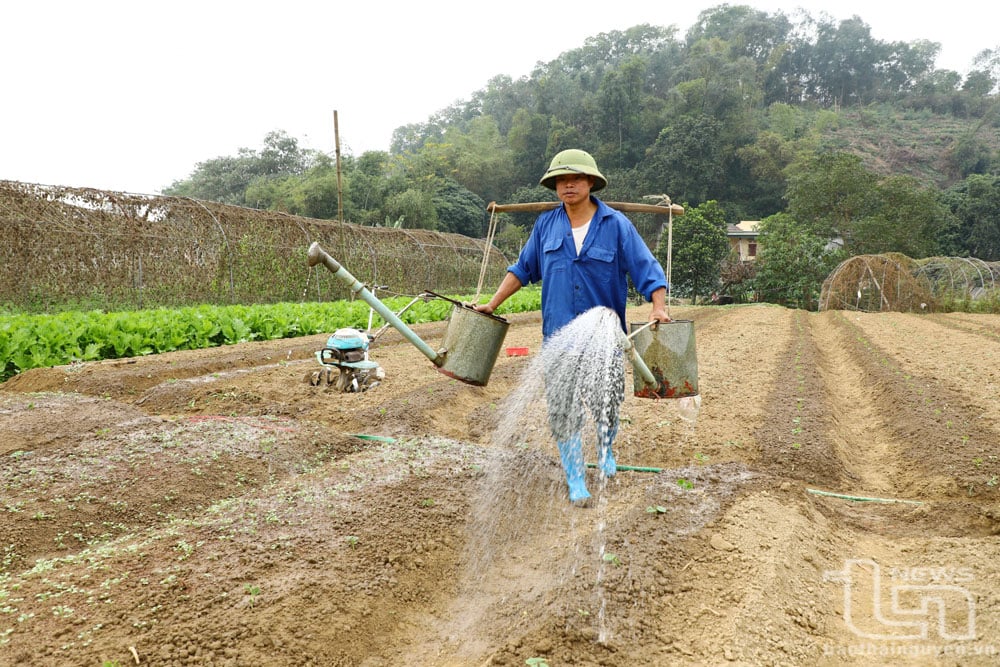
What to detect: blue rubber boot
<box><xmin>557</xmin><ymin>434</ymin><xmax>590</xmax><ymax>503</ymax></box>
<box><xmin>597</xmin><ymin>422</ymin><xmax>619</xmax><ymax>478</ymax></box>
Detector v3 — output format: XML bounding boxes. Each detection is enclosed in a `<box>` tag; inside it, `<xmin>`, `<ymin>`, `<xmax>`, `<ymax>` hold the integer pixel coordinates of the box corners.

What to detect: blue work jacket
<box><xmin>508</xmin><ymin>197</ymin><xmax>668</xmax><ymax>339</ymax></box>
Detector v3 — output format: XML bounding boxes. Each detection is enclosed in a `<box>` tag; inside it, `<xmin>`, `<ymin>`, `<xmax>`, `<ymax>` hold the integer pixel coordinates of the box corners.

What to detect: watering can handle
<box><xmin>424</xmin><ymin>290</ymin><xmax>509</xmax><ymax>323</ymax></box>
<box><xmin>423</xmin><ymin>290</ymin><xmax>466</xmax><ymax>309</ymax></box>
<box><xmin>626</xmin><ymin>320</ymin><xmax>659</xmax><ymax>341</ymax></box>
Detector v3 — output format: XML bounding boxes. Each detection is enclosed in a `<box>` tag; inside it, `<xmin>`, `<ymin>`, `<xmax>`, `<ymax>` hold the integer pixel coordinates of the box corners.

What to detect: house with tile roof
<box><xmin>727</xmin><ymin>220</ymin><xmax>760</xmax><ymax>261</ymax></box>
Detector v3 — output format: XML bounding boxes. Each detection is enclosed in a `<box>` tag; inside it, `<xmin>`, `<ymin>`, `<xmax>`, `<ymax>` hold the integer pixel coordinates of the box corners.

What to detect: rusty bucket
<box><xmin>629</xmin><ymin>320</ymin><xmax>698</xmax><ymax>398</ymax></box>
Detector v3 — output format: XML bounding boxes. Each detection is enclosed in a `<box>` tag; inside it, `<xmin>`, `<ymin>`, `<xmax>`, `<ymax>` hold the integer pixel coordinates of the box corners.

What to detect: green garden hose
<box><xmin>806</xmin><ymin>488</ymin><xmax>924</xmax><ymax>505</ymax></box>
<box><xmin>586</xmin><ymin>463</ymin><xmax>663</xmax><ymax>473</ymax></box>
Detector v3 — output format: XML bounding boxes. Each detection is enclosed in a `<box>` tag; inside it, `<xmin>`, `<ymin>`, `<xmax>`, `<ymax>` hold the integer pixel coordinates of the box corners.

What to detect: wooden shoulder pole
<box><xmin>486</xmin><ymin>201</ymin><xmax>684</xmax><ymax>216</ymax></box>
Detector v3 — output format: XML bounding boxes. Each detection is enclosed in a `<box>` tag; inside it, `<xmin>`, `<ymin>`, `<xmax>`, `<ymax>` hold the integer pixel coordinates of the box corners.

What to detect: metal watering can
<box><xmin>626</xmin><ymin>320</ymin><xmax>699</xmax><ymax>398</ymax></box>
<box><xmin>307</xmin><ymin>242</ymin><xmax>509</xmax><ymax>386</ymax></box>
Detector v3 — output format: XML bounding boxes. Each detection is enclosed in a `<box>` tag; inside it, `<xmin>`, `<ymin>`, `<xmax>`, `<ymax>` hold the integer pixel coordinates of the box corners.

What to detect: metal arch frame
<box><xmin>187</xmin><ymin>198</ymin><xmax>235</xmax><ymax>302</ymax></box>
<box><xmin>396</xmin><ymin>227</ymin><xmax>433</xmax><ymax>288</ymax></box>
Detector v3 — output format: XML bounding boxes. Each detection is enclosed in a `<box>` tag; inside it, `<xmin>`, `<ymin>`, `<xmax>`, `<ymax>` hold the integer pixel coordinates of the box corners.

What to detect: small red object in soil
<box><xmin>506</xmin><ymin>347</ymin><xmax>529</xmax><ymax>357</ymax></box>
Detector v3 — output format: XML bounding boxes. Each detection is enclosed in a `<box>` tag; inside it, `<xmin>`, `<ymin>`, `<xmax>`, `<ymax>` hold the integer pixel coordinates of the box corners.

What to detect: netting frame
<box><xmin>819</xmin><ymin>253</ymin><xmax>1000</xmax><ymax>313</ymax></box>
<box><xmin>1</xmin><ymin>181</ymin><xmax>510</xmax><ymax>312</ymax></box>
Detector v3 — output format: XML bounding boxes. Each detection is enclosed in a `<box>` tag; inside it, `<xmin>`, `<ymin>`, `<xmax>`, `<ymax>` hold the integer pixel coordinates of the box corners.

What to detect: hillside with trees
<box><xmin>164</xmin><ymin>4</ymin><xmax>1000</xmax><ymax>309</ymax></box>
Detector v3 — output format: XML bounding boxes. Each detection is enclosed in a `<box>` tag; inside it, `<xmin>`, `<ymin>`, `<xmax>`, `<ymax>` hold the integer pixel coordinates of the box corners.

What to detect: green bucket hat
<box><xmin>539</xmin><ymin>149</ymin><xmax>607</xmax><ymax>192</ymax></box>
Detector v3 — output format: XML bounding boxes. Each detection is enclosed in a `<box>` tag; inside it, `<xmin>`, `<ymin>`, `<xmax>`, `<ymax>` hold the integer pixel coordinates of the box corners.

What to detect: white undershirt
<box><xmin>572</xmin><ymin>218</ymin><xmax>592</xmax><ymax>254</ymax></box>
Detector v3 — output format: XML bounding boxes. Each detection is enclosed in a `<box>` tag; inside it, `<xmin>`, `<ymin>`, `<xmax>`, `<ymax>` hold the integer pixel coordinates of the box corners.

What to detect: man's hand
<box><xmin>473</xmin><ymin>272</ymin><xmax>523</xmax><ymax>317</ymax></box>
<box><xmin>649</xmin><ymin>305</ymin><xmax>671</xmax><ymax>324</ymax></box>
<box><xmin>648</xmin><ymin>286</ymin><xmax>671</xmax><ymax>323</ymax></box>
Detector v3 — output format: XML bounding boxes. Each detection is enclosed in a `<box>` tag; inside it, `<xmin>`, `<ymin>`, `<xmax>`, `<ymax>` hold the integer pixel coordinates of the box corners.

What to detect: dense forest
<box><xmin>164</xmin><ymin>5</ymin><xmax>1000</xmax><ymax>309</ymax></box>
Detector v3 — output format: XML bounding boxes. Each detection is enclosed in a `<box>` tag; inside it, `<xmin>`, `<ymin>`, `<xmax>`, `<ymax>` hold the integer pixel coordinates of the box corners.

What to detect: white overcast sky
<box><xmin>2</xmin><ymin>1</ymin><xmax>996</xmax><ymax>195</ymax></box>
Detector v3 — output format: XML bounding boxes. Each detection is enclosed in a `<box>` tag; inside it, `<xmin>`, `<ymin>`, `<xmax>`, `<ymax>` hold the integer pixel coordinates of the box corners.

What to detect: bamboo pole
<box><xmin>334</xmin><ymin>110</ymin><xmax>344</xmax><ymax>222</ymax></box>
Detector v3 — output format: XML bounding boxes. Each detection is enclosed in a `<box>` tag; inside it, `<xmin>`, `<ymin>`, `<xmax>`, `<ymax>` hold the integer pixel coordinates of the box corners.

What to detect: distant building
<box><xmin>727</xmin><ymin>221</ymin><xmax>760</xmax><ymax>261</ymax></box>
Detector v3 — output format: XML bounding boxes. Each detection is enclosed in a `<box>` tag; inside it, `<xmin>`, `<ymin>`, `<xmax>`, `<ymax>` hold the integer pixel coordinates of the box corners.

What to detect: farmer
<box><xmin>474</xmin><ymin>149</ymin><xmax>670</xmax><ymax>505</ymax></box>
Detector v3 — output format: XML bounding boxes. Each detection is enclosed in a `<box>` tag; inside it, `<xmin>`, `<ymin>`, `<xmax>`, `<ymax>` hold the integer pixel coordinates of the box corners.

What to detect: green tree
<box><xmin>944</xmin><ymin>174</ymin><xmax>1000</xmax><ymax>260</ymax></box>
<box><xmin>788</xmin><ymin>153</ymin><xmax>956</xmax><ymax>258</ymax></box>
<box><xmin>656</xmin><ymin>201</ymin><xmax>729</xmax><ymax>303</ymax></box>
<box><xmin>883</xmin><ymin>39</ymin><xmax>939</xmax><ymax>98</ymax></box>
<box><xmin>970</xmin><ymin>47</ymin><xmax>1000</xmax><ymax>95</ymax></box>
<box><xmin>442</xmin><ymin>116</ymin><xmax>516</xmax><ymax>204</ymax></box>
<box><xmin>432</xmin><ymin>178</ymin><xmax>487</xmax><ymax>237</ymax></box>
<box><xmin>596</xmin><ymin>56</ymin><xmax>647</xmax><ymax>167</ymax></box>
<box><xmin>754</xmin><ymin>213</ymin><xmax>842</xmax><ymax>310</ymax></box>
<box><xmin>152</xmin><ymin>10</ymin><xmax>992</xmax><ymax>252</ymax></box>
<box><xmin>671</xmin><ymin>38</ymin><xmax>751</xmax><ymax>122</ymax></box>
<box><xmin>164</xmin><ymin>131</ymin><xmax>311</xmax><ymax>205</ymax></box>
<box><xmin>286</xmin><ymin>165</ymin><xmax>342</xmax><ymax>220</ymax></box>
<box><xmin>544</xmin><ymin>118</ymin><xmax>587</xmax><ymax>158</ymax></box>
<box><xmin>641</xmin><ymin>114</ymin><xmax>727</xmax><ymax>206</ymax></box>
<box><xmin>909</xmin><ymin>69</ymin><xmax>964</xmax><ymax>114</ymax></box>
<box><xmin>491</xmin><ymin>221</ymin><xmax>529</xmax><ymax>261</ymax></box>
<box><xmin>686</xmin><ymin>5</ymin><xmax>792</xmax><ymax>65</ymax></box>
<box><xmin>734</xmin><ymin>130</ymin><xmax>794</xmax><ymax>215</ymax></box>
<box><xmin>382</xmin><ymin>189</ymin><xmax>438</xmax><ymax>230</ymax></box>
<box><xmin>807</xmin><ymin>16</ymin><xmax>882</xmax><ymax>106</ymax></box>
<box><xmin>851</xmin><ymin>176</ymin><xmax>955</xmax><ymax>257</ymax></box>
<box><xmin>507</xmin><ymin>109</ymin><xmax>551</xmax><ymax>186</ymax></box>
<box><xmin>349</xmin><ymin>151</ymin><xmax>409</xmax><ymax>226</ymax></box>
<box><xmin>245</xmin><ymin>153</ymin><xmax>342</xmax><ymax>219</ymax></box>
<box><xmin>949</xmin><ymin>134</ymin><xmax>994</xmax><ymax>177</ymax></box>
<box><xmin>785</xmin><ymin>152</ymin><xmax>877</xmax><ymax>249</ymax></box>
<box><xmin>474</xmin><ymin>74</ymin><xmax>526</xmax><ymax>136</ymax></box>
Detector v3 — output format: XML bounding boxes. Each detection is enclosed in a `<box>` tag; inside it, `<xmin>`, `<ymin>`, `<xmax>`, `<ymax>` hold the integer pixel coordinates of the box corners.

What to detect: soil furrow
<box><xmin>5</xmin><ymin>305</ymin><xmax>1000</xmax><ymax>665</ymax></box>
<box><xmin>829</xmin><ymin>312</ymin><xmax>1000</xmax><ymax>504</ymax></box>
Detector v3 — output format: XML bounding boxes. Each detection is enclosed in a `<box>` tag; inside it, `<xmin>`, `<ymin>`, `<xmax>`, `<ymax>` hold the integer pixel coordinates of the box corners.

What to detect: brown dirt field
<box><xmin>3</xmin><ymin>304</ymin><xmax>1000</xmax><ymax>666</ymax></box>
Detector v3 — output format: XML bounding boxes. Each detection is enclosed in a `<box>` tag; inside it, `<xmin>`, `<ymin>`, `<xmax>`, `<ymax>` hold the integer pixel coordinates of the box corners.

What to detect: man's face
<box><xmin>555</xmin><ymin>173</ymin><xmax>594</xmax><ymax>205</ymax></box>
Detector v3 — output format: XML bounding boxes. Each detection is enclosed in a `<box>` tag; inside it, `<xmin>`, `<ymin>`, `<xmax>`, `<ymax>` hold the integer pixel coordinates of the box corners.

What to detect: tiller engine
<box><xmin>310</xmin><ymin>327</ymin><xmax>385</xmax><ymax>392</ymax></box>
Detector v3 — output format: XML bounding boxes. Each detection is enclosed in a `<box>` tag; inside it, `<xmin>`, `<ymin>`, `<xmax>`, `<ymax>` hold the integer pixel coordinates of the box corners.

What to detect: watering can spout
<box><xmin>306</xmin><ymin>242</ymin><xmax>510</xmax><ymax>386</ymax></box>
<box><xmin>621</xmin><ymin>327</ymin><xmax>658</xmax><ymax>389</ymax></box>
<box><xmin>307</xmin><ymin>242</ymin><xmax>444</xmax><ymax>366</ymax></box>
<box><xmin>307</xmin><ymin>241</ymin><xmax>340</xmax><ymax>272</ymax></box>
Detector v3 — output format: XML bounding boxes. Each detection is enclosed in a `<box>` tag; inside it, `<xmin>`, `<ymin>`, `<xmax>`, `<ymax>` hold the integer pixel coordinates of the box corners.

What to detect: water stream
<box><xmin>462</xmin><ymin>307</ymin><xmax>710</xmax><ymax>647</ymax></box>
<box><xmin>467</xmin><ymin>308</ymin><xmax>645</xmax><ymax>640</ymax></box>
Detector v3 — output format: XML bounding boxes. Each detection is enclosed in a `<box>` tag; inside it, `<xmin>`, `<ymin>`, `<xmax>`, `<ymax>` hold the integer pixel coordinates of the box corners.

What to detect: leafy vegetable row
<box><xmin>0</xmin><ymin>289</ymin><xmax>541</xmax><ymax>381</ymax></box>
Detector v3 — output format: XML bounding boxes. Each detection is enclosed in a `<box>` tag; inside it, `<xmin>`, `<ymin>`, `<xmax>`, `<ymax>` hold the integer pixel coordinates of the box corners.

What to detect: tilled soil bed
<box><xmin>2</xmin><ymin>304</ymin><xmax>1000</xmax><ymax>666</ymax></box>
